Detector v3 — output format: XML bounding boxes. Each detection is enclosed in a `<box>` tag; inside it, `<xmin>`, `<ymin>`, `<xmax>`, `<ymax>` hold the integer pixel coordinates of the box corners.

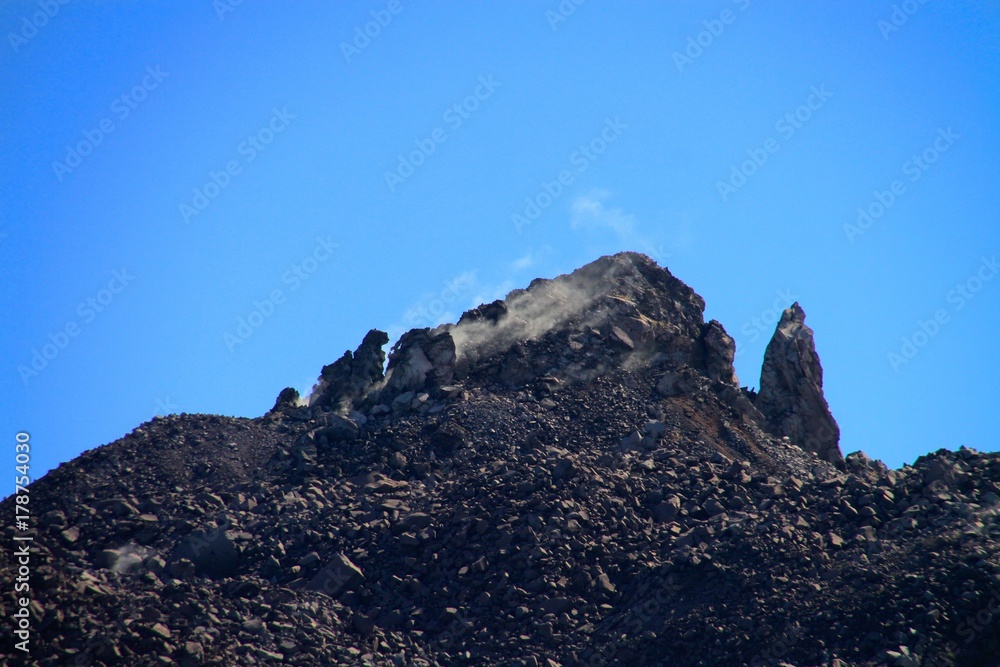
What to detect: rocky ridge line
<box><xmin>3</xmin><ymin>253</ymin><xmax>997</xmax><ymax>667</ymax></box>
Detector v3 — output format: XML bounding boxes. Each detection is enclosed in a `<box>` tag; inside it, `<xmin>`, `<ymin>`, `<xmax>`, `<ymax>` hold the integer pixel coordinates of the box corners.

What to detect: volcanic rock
<box><xmin>3</xmin><ymin>253</ymin><xmax>998</xmax><ymax>667</ymax></box>
<box><xmin>755</xmin><ymin>302</ymin><xmax>844</xmax><ymax>466</ymax></box>
<box><xmin>308</xmin><ymin>328</ymin><xmax>389</xmax><ymax>412</ymax></box>
<box><xmin>381</xmin><ymin>327</ymin><xmax>456</xmax><ymax>398</ymax></box>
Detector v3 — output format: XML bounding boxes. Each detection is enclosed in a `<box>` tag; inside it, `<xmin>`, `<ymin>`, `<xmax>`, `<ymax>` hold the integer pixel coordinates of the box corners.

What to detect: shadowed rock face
<box><xmin>382</xmin><ymin>327</ymin><xmax>457</xmax><ymax>395</ymax></box>
<box><xmin>308</xmin><ymin>329</ymin><xmax>390</xmax><ymax>412</ymax></box>
<box><xmin>700</xmin><ymin>319</ymin><xmax>739</xmax><ymax>387</ymax></box>
<box><xmin>755</xmin><ymin>302</ymin><xmax>843</xmax><ymax>466</ymax></box>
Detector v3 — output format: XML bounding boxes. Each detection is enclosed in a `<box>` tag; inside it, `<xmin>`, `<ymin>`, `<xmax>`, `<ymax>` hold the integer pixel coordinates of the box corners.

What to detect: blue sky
<box><xmin>2</xmin><ymin>1</ymin><xmax>998</xmax><ymax>488</ymax></box>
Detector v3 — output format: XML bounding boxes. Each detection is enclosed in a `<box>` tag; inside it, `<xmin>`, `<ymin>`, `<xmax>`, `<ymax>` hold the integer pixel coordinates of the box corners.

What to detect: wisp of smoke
<box><xmin>111</xmin><ymin>543</ymin><xmax>147</xmax><ymax>574</ymax></box>
<box><xmin>448</xmin><ymin>260</ymin><xmax>627</xmax><ymax>363</ymax></box>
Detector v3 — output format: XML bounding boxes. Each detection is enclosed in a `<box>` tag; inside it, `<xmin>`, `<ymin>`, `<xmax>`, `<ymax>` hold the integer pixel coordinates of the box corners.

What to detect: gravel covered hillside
<box><xmin>3</xmin><ymin>253</ymin><xmax>998</xmax><ymax>667</ymax></box>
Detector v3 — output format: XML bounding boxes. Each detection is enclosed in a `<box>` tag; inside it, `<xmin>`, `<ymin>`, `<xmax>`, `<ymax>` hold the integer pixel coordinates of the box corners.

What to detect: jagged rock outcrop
<box><xmin>10</xmin><ymin>253</ymin><xmax>999</xmax><ymax>667</ymax></box>
<box><xmin>306</xmin><ymin>253</ymin><xmax>744</xmax><ymax>418</ymax></box>
<box><xmin>447</xmin><ymin>252</ymin><xmax>729</xmax><ymax>392</ymax></box>
<box><xmin>269</xmin><ymin>386</ymin><xmax>300</xmax><ymax>414</ymax></box>
<box><xmin>308</xmin><ymin>329</ymin><xmax>389</xmax><ymax>412</ymax></box>
<box><xmin>700</xmin><ymin>319</ymin><xmax>739</xmax><ymax>387</ymax></box>
<box><xmin>381</xmin><ymin>327</ymin><xmax>456</xmax><ymax>397</ymax></box>
<box><xmin>755</xmin><ymin>302</ymin><xmax>844</xmax><ymax>466</ymax></box>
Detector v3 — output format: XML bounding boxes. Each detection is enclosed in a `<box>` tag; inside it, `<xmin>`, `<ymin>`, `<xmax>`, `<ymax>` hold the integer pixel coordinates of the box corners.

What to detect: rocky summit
<box><xmin>3</xmin><ymin>252</ymin><xmax>999</xmax><ymax>667</ymax></box>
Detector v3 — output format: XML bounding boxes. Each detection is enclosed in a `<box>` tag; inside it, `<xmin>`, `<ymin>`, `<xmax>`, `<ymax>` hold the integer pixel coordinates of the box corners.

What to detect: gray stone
<box><xmin>171</xmin><ymin>525</ymin><xmax>240</xmax><ymax>579</ymax></box>
<box><xmin>701</xmin><ymin>320</ymin><xmax>738</xmax><ymax>386</ymax></box>
<box><xmin>755</xmin><ymin>303</ymin><xmax>843</xmax><ymax>466</ymax></box>
<box><xmin>384</xmin><ymin>327</ymin><xmax>456</xmax><ymax>395</ymax></box>
<box><xmin>307</xmin><ymin>552</ymin><xmax>365</xmax><ymax>599</ymax></box>
<box><xmin>309</xmin><ymin>329</ymin><xmax>389</xmax><ymax>412</ymax></box>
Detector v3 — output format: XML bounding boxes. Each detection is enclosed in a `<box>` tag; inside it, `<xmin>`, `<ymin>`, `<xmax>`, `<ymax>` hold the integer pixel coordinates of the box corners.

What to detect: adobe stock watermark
<box><xmin>17</xmin><ymin>269</ymin><xmax>135</xmax><ymax>385</ymax></box>
<box><xmin>213</xmin><ymin>0</ymin><xmax>246</xmax><ymax>21</ymax></box>
<box><xmin>511</xmin><ymin>116</ymin><xmax>629</xmax><ymax>234</ymax></box>
<box><xmin>588</xmin><ymin>579</ymin><xmax>674</xmax><ymax>666</ymax></box>
<box><xmin>956</xmin><ymin>587</ymin><xmax>1000</xmax><ymax>646</ymax></box>
<box><xmin>223</xmin><ymin>236</ymin><xmax>338</xmax><ymax>352</ymax></box>
<box><xmin>7</xmin><ymin>0</ymin><xmax>72</xmax><ymax>53</ymax></box>
<box><xmin>645</xmin><ymin>241</ymin><xmax>674</xmax><ymax>267</ymax></box>
<box><xmin>51</xmin><ymin>65</ymin><xmax>169</xmax><ymax>182</ymax></box>
<box><xmin>385</xmin><ymin>75</ymin><xmax>501</xmax><ymax>192</ymax></box>
<box><xmin>917</xmin><ymin>585</ymin><xmax>1000</xmax><ymax>667</ymax></box>
<box><xmin>878</xmin><ymin>0</ymin><xmax>931</xmax><ymax>40</ymax></box>
<box><xmin>843</xmin><ymin>127</ymin><xmax>959</xmax><ymax>244</ymax></box>
<box><xmin>717</xmin><ymin>84</ymin><xmax>832</xmax><ymax>202</ymax></box>
<box><xmin>734</xmin><ymin>288</ymin><xmax>797</xmax><ymax>359</ymax></box>
<box><xmin>179</xmin><ymin>108</ymin><xmax>295</xmax><ymax>224</ymax></box>
<box><xmin>400</xmin><ymin>273</ymin><xmax>475</xmax><ymax>330</ymax></box>
<box><xmin>12</xmin><ymin>431</ymin><xmax>32</xmax><ymax>655</ymax></box>
<box><xmin>673</xmin><ymin>0</ymin><xmax>751</xmax><ymax>73</ymax></box>
<box><xmin>755</xmin><ymin>623</ymin><xmax>805</xmax><ymax>665</ymax></box>
<box><xmin>154</xmin><ymin>396</ymin><xmax>180</xmax><ymax>416</ymax></box>
<box><xmin>545</xmin><ymin>0</ymin><xmax>587</xmax><ymax>30</ymax></box>
<box><xmin>437</xmin><ymin>605</ymin><xmax>477</xmax><ymax>649</ymax></box>
<box><xmin>340</xmin><ymin>0</ymin><xmax>406</xmax><ymax>63</ymax></box>
<box><xmin>887</xmin><ymin>254</ymin><xmax>997</xmax><ymax>372</ymax></box>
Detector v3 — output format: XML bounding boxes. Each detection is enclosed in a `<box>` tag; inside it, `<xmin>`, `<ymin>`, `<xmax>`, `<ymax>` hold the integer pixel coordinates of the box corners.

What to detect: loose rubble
<box><xmin>2</xmin><ymin>252</ymin><xmax>998</xmax><ymax>667</ymax></box>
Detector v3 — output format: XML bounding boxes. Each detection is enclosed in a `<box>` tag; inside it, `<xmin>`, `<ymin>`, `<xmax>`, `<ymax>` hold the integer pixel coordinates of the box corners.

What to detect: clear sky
<box><xmin>2</xmin><ymin>1</ymin><xmax>998</xmax><ymax>489</ymax></box>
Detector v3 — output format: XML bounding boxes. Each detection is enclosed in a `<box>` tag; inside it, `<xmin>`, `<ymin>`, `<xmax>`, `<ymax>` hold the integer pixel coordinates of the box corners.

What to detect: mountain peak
<box><xmin>8</xmin><ymin>253</ymin><xmax>1000</xmax><ymax>666</ymax></box>
<box><xmin>301</xmin><ymin>252</ymin><xmax>735</xmax><ymax>412</ymax></box>
<box><xmin>294</xmin><ymin>253</ymin><xmax>843</xmax><ymax>466</ymax></box>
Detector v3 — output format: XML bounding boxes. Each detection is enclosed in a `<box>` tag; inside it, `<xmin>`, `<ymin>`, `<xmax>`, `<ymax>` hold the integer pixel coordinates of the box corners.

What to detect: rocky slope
<box><xmin>2</xmin><ymin>252</ymin><xmax>999</xmax><ymax>667</ymax></box>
